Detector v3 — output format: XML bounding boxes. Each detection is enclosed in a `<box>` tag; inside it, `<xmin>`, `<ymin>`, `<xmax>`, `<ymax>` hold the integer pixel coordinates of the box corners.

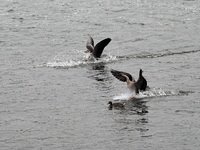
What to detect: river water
<box><xmin>1</xmin><ymin>0</ymin><xmax>200</xmax><ymax>149</ymax></box>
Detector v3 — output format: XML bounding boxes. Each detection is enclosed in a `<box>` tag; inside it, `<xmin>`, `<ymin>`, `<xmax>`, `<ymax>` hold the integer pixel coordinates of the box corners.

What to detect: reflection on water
<box><xmin>86</xmin><ymin>62</ymin><xmax>114</xmax><ymax>94</ymax></box>
<box><xmin>115</xmin><ymin>99</ymin><xmax>149</xmax><ymax>116</ymax></box>
<box><xmin>110</xmin><ymin>99</ymin><xmax>150</xmax><ymax>136</ymax></box>
<box><xmin>87</xmin><ymin>62</ymin><xmax>108</xmax><ymax>81</ymax></box>
<box><xmin>1</xmin><ymin>0</ymin><xmax>200</xmax><ymax>149</ymax></box>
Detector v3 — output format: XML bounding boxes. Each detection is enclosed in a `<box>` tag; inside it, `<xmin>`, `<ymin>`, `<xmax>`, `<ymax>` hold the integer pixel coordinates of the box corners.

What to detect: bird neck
<box><xmin>139</xmin><ymin>70</ymin><xmax>143</xmax><ymax>77</ymax></box>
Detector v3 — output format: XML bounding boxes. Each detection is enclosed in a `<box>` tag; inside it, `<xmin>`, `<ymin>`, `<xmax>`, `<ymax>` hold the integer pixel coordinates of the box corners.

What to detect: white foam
<box><xmin>46</xmin><ymin>60</ymin><xmax>87</xmax><ymax>68</ymax></box>
<box><xmin>45</xmin><ymin>53</ymin><xmax>118</xmax><ymax>68</ymax></box>
<box><xmin>113</xmin><ymin>88</ymin><xmax>177</xmax><ymax>100</ymax></box>
<box><xmin>113</xmin><ymin>93</ymin><xmax>133</xmax><ymax>100</ymax></box>
<box><xmin>100</xmin><ymin>53</ymin><xmax>118</xmax><ymax>62</ymax></box>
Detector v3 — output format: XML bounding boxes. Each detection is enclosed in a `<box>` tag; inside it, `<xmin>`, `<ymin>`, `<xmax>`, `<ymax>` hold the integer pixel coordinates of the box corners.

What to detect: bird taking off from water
<box><xmin>111</xmin><ymin>69</ymin><xmax>147</xmax><ymax>94</ymax></box>
<box><xmin>86</xmin><ymin>35</ymin><xmax>111</xmax><ymax>59</ymax></box>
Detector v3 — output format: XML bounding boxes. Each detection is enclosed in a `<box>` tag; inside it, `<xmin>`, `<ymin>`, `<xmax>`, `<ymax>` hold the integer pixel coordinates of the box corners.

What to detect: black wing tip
<box><xmin>100</xmin><ymin>38</ymin><xmax>111</xmax><ymax>46</ymax></box>
<box><xmin>110</xmin><ymin>69</ymin><xmax>120</xmax><ymax>75</ymax></box>
<box><xmin>105</xmin><ymin>38</ymin><xmax>111</xmax><ymax>45</ymax></box>
<box><xmin>110</xmin><ymin>69</ymin><xmax>116</xmax><ymax>75</ymax></box>
<box><xmin>106</xmin><ymin>38</ymin><xmax>111</xmax><ymax>42</ymax></box>
<box><xmin>101</xmin><ymin>38</ymin><xmax>111</xmax><ymax>44</ymax></box>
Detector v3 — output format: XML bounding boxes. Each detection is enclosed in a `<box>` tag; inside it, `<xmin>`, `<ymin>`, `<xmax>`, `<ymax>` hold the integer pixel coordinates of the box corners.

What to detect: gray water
<box><xmin>1</xmin><ymin>0</ymin><xmax>200</xmax><ymax>149</ymax></box>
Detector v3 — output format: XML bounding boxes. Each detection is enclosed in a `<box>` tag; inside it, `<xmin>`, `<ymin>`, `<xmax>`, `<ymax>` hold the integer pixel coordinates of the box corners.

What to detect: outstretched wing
<box><xmin>86</xmin><ymin>35</ymin><xmax>94</xmax><ymax>53</ymax></box>
<box><xmin>93</xmin><ymin>38</ymin><xmax>111</xmax><ymax>58</ymax></box>
<box><xmin>111</xmin><ymin>69</ymin><xmax>133</xmax><ymax>82</ymax></box>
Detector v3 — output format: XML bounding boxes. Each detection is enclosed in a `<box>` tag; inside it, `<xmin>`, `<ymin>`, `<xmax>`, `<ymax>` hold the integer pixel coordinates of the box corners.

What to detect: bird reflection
<box><xmin>86</xmin><ymin>62</ymin><xmax>113</xmax><ymax>93</ymax></box>
<box><xmin>90</xmin><ymin>62</ymin><xmax>105</xmax><ymax>71</ymax></box>
<box><xmin>87</xmin><ymin>63</ymin><xmax>107</xmax><ymax>82</ymax></box>
<box><xmin>127</xmin><ymin>99</ymin><xmax>148</xmax><ymax>115</ymax></box>
<box><xmin>112</xmin><ymin>99</ymin><xmax>149</xmax><ymax>135</ymax></box>
<box><xmin>115</xmin><ymin>99</ymin><xmax>148</xmax><ymax>115</ymax></box>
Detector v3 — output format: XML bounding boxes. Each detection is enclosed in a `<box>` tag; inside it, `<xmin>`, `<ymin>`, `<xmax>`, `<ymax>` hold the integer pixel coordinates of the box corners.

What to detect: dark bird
<box><xmin>107</xmin><ymin>101</ymin><xmax>125</xmax><ymax>110</ymax></box>
<box><xmin>86</xmin><ymin>35</ymin><xmax>111</xmax><ymax>59</ymax></box>
<box><xmin>111</xmin><ymin>69</ymin><xmax>147</xmax><ymax>94</ymax></box>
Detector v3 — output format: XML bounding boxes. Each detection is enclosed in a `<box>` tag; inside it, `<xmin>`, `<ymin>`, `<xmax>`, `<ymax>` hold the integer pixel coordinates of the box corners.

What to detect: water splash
<box><xmin>113</xmin><ymin>93</ymin><xmax>132</xmax><ymax>100</ymax></box>
<box><xmin>113</xmin><ymin>88</ymin><xmax>186</xmax><ymax>100</ymax></box>
<box><xmin>46</xmin><ymin>59</ymin><xmax>88</xmax><ymax>68</ymax></box>
<box><xmin>45</xmin><ymin>53</ymin><xmax>118</xmax><ymax>69</ymax></box>
<box><xmin>42</xmin><ymin>49</ymin><xmax>200</xmax><ymax>69</ymax></box>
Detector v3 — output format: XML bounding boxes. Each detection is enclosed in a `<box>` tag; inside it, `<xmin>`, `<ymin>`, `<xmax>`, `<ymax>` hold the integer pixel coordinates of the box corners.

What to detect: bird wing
<box><xmin>86</xmin><ymin>35</ymin><xmax>94</xmax><ymax>53</ymax></box>
<box><xmin>111</xmin><ymin>69</ymin><xmax>133</xmax><ymax>82</ymax></box>
<box><xmin>92</xmin><ymin>38</ymin><xmax>111</xmax><ymax>58</ymax></box>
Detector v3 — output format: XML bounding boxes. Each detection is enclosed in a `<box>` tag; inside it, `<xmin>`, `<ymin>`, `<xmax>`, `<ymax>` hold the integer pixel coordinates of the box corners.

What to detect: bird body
<box><xmin>107</xmin><ymin>101</ymin><xmax>125</xmax><ymax>109</ymax></box>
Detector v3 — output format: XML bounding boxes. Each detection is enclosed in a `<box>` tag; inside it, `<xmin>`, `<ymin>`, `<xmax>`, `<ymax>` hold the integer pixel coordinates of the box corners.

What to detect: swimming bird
<box><xmin>111</xmin><ymin>69</ymin><xmax>147</xmax><ymax>94</ymax></box>
<box><xmin>107</xmin><ymin>101</ymin><xmax>125</xmax><ymax>110</ymax></box>
<box><xmin>86</xmin><ymin>35</ymin><xmax>111</xmax><ymax>59</ymax></box>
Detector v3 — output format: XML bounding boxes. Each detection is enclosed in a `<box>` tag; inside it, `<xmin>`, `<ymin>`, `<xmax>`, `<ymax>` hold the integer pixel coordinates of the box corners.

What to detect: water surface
<box><xmin>1</xmin><ymin>0</ymin><xmax>200</xmax><ymax>149</ymax></box>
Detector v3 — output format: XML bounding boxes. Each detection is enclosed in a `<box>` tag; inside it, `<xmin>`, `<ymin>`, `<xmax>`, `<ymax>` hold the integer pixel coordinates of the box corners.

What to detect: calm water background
<box><xmin>1</xmin><ymin>0</ymin><xmax>200</xmax><ymax>149</ymax></box>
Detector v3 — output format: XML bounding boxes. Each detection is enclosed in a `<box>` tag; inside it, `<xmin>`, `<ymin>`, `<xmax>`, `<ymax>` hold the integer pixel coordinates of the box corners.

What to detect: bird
<box><xmin>86</xmin><ymin>35</ymin><xmax>111</xmax><ymax>59</ymax></box>
<box><xmin>111</xmin><ymin>69</ymin><xmax>147</xmax><ymax>94</ymax></box>
<box><xmin>107</xmin><ymin>101</ymin><xmax>125</xmax><ymax>110</ymax></box>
